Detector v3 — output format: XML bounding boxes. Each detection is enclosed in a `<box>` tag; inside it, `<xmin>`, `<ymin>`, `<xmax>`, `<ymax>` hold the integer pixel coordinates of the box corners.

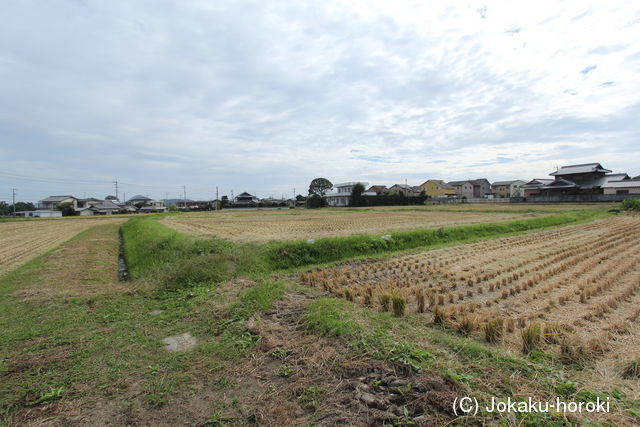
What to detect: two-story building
<box><xmin>542</xmin><ymin>163</ymin><xmax>629</xmax><ymax>195</ymax></box>
<box><xmin>38</xmin><ymin>195</ymin><xmax>78</xmax><ymax>210</ymax></box>
<box><xmin>387</xmin><ymin>184</ymin><xmax>422</xmax><ymax>197</ymax></box>
<box><xmin>447</xmin><ymin>181</ymin><xmax>474</xmax><ymax>198</ymax></box>
<box><xmin>419</xmin><ymin>180</ymin><xmax>456</xmax><ymax>198</ymax></box>
<box><xmin>491</xmin><ymin>180</ymin><xmax>527</xmax><ymax>198</ymax></box>
<box><xmin>326</xmin><ymin>182</ymin><xmax>369</xmax><ymax>207</ymax></box>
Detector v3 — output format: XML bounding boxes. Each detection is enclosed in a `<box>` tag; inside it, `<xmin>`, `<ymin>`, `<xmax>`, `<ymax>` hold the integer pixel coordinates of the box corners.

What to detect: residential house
<box><xmin>470</xmin><ymin>179</ymin><xmax>491</xmax><ymax>198</ymax></box>
<box><xmin>387</xmin><ymin>184</ymin><xmax>422</xmax><ymax>197</ymax></box>
<box><xmin>419</xmin><ymin>180</ymin><xmax>456</xmax><ymax>198</ymax></box>
<box><xmin>127</xmin><ymin>195</ymin><xmax>153</xmax><ymax>206</ymax></box>
<box><xmin>491</xmin><ymin>180</ymin><xmax>527</xmax><ymax>198</ymax></box>
<box><xmin>139</xmin><ymin>205</ymin><xmax>168</xmax><ymax>213</ymax></box>
<box><xmin>602</xmin><ymin>179</ymin><xmax>640</xmax><ymax>195</ymax></box>
<box><xmin>522</xmin><ymin>179</ymin><xmax>553</xmax><ymax>197</ymax></box>
<box><xmin>14</xmin><ymin>210</ymin><xmax>62</xmax><ymax>218</ymax></box>
<box><xmin>326</xmin><ymin>182</ymin><xmax>369</xmax><ymax>207</ymax></box>
<box><xmin>76</xmin><ymin>198</ymin><xmax>103</xmax><ymax>209</ymax></box>
<box><xmin>447</xmin><ymin>181</ymin><xmax>474</xmax><ymax>198</ymax></box>
<box><xmin>77</xmin><ymin>200</ymin><xmax>122</xmax><ymax>216</ymax></box>
<box><xmin>366</xmin><ymin>185</ymin><xmax>388</xmax><ymax>195</ymax></box>
<box><xmin>234</xmin><ymin>192</ymin><xmax>260</xmax><ymax>206</ymax></box>
<box><xmin>38</xmin><ymin>195</ymin><xmax>78</xmax><ymax>210</ymax></box>
<box><xmin>164</xmin><ymin>198</ymin><xmax>202</xmax><ymax>209</ymax></box>
<box><xmin>543</xmin><ymin>163</ymin><xmax>629</xmax><ymax>195</ymax></box>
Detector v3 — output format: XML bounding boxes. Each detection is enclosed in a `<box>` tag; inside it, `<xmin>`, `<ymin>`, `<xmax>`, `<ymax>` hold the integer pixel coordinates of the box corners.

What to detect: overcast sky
<box><xmin>1</xmin><ymin>1</ymin><xmax>639</xmax><ymax>202</ymax></box>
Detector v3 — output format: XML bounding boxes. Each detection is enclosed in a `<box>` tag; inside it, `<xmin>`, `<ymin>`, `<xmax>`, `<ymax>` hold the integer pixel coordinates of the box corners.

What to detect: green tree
<box><xmin>349</xmin><ymin>183</ymin><xmax>365</xmax><ymax>207</ymax></box>
<box><xmin>308</xmin><ymin>178</ymin><xmax>333</xmax><ymax>198</ymax></box>
<box><xmin>306</xmin><ymin>194</ymin><xmax>324</xmax><ymax>209</ymax></box>
<box><xmin>14</xmin><ymin>202</ymin><xmax>36</xmax><ymax>211</ymax></box>
<box><xmin>221</xmin><ymin>195</ymin><xmax>229</xmax><ymax>208</ymax></box>
<box><xmin>57</xmin><ymin>202</ymin><xmax>76</xmax><ymax>216</ymax></box>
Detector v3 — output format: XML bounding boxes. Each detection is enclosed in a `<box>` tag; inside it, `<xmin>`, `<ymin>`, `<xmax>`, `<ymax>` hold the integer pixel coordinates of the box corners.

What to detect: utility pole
<box><xmin>183</xmin><ymin>185</ymin><xmax>187</xmax><ymax>209</ymax></box>
<box><xmin>113</xmin><ymin>180</ymin><xmax>119</xmax><ymax>201</ymax></box>
<box><xmin>12</xmin><ymin>188</ymin><xmax>16</xmax><ymax>217</ymax></box>
<box><xmin>405</xmin><ymin>178</ymin><xmax>409</xmax><ymax>206</ymax></box>
<box><xmin>216</xmin><ymin>186</ymin><xmax>219</xmax><ymax>211</ymax></box>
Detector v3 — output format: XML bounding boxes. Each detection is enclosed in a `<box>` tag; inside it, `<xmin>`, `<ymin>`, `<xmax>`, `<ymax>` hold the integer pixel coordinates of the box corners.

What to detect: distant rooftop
<box><xmin>128</xmin><ymin>195</ymin><xmax>152</xmax><ymax>201</ymax></box>
<box><xmin>550</xmin><ymin>163</ymin><xmax>611</xmax><ymax>176</ymax></box>
<box><xmin>40</xmin><ymin>195</ymin><xmax>76</xmax><ymax>202</ymax></box>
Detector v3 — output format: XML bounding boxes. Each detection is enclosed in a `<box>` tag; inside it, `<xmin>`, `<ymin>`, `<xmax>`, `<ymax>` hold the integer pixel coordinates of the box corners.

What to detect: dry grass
<box><xmin>0</xmin><ymin>217</ymin><xmax>127</xmax><ymax>277</ymax></box>
<box><xmin>299</xmin><ymin>216</ymin><xmax>640</xmax><ymax>370</ymax></box>
<box><xmin>161</xmin><ymin>208</ymin><xmax>544</xmax><ymax>242</ymax></box>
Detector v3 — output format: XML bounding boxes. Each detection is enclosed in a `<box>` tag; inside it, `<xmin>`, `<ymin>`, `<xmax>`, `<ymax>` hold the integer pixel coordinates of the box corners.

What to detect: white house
<box><xmin>38</xmin><ymin>196</ymin><xmax>78</xmax><ymax>210</ymax></box>
<box><xmin>325</xmin><ymin>182</ymin><xmax>369</xmax><ymax>207</ymax></box>
<box><xmin>602</xmin><ymin>179</ymin><xmax>640</xmax><ymax>195</ymax></box>
<box><xmin>14</xmin><ymin>210</ymin><xmax>62</xmax><ymax>218</ymax></box>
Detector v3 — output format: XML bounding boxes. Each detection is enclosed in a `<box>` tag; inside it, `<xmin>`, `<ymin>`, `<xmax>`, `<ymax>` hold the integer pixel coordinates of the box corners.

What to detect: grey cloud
<box><xmin>0</xmin><ymin>1</ymin><xmax>638</xmax><ymax>202</ymax></box>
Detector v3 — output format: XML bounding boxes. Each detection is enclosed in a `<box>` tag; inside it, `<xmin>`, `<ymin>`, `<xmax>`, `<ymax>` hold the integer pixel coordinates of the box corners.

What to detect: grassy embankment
<box><xmin>0</xmin><ymin>223</ymin><xmax>287</xmax><ymax>424</ymax></box>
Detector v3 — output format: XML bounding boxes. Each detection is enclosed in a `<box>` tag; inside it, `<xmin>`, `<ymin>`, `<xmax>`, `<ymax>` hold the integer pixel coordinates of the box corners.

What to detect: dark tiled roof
<box><xmin>128</xmin><ymin>195</ymin><xmax>151</xmax><ymax>201</ymax></box>
<box><xmin>550</xmin><ymin>163</ymin><xmax>611</xmax><ymax>176</ymax></box>
<box><xmin>40</xmin><ymin>195</ymin><xmax>76</xmax><ymax>202</ymax></box>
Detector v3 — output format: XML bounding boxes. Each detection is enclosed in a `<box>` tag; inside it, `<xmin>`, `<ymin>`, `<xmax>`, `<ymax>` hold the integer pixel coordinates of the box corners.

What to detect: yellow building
<box><xmin>419</xmin><ymin>180</ymin><xmax>456</xmax><ymax>198</ymax></box>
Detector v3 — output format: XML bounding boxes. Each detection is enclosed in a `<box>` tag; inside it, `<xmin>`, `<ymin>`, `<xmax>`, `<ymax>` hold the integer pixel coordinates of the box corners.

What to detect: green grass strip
<box><xmin>264</xmin><ymin>211</ymin><xmax>598</xmax><ymax>269</ymax></box>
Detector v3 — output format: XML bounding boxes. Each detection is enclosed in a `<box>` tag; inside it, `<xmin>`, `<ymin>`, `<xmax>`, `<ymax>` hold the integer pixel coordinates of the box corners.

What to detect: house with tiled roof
<box><xmin>522</xmin><ymin>179</ymin><xmax>554</xmax><ymax>197</ymax></box>
<box><xmin>388</xmin><ymin>184</ymin><xmax>422</xmax><ymax>197</ymax></box>
<box><xmin>419</xmin><ymin>180</ymin><xmax>456</xmax><ymax>198</ymax></box>
<box><xmin>38</xmin><ymin>195</ymin><xmax>78</xmax><ymax>210</ymax></box>
<box><xmin>491</xmin><ymin>180</ymin><xmax>526</xmax><ymax>198</ymax></box>
<box><xmin>542</xmin><ymin>163</ymin><xmax>629</xmax><ymax>195</ymax></box>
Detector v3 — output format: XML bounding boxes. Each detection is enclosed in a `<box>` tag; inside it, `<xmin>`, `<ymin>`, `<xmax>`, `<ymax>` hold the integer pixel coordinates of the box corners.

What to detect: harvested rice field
<box><xmin>0</xmin><ymin>217</ymin><xmax>127</xmax><ymax>277</ymax></box>
<box><xmin>299</xmin><ymin>215</ymin><xmax>640</xmax><ymax>368</ymax></box>
<box><xmin>161</xmin><ymin>208</ymin><xmax>548</xmax><ymax>242</ymax></box>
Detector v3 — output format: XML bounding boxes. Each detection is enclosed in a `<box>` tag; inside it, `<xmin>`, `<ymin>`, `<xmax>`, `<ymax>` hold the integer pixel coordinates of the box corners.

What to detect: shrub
<box><xmin>620</xmin><ymin>198</ymin><xmax>640</xmax><ymax>211</ymax></box>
